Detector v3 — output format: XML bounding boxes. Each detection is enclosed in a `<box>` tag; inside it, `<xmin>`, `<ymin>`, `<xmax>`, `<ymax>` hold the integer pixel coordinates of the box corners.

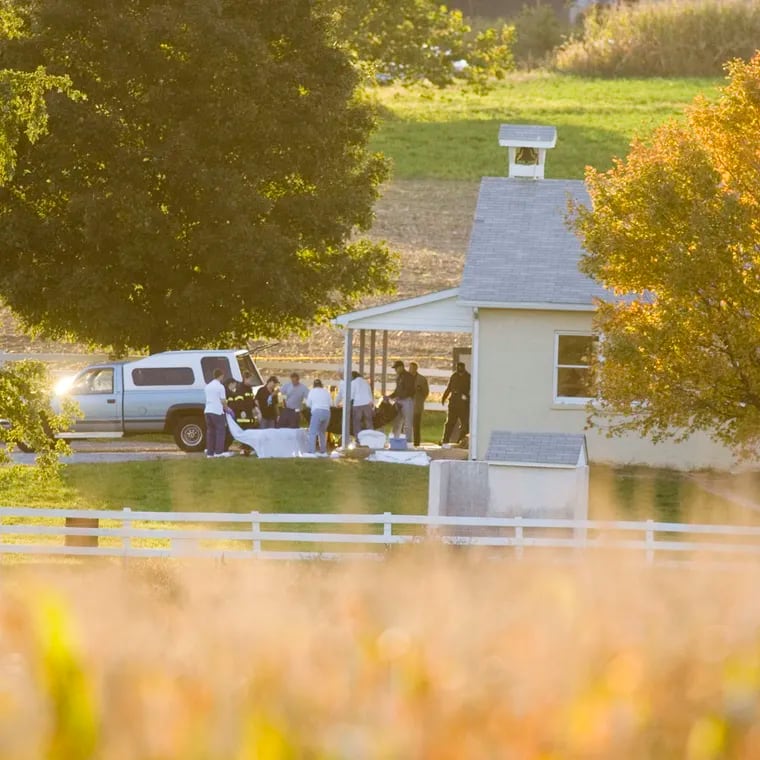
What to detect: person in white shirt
<box><xmin>305</xmin><ymin>378</ymin><xmax>332</xmax><ymax>455</ymax></box>
<box><xmin>350</xmin><ymin>371</ymin><xmax>374</xmax><ymax>436</ymax></box>
<box><xmin>204</xmin><ymin>368</ymin><xmax>230</xmax><ymax>458</ymax></box>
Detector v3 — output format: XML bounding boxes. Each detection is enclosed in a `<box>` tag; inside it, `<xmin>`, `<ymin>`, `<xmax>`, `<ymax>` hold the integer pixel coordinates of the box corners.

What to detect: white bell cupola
<box><xmin>498</xmin><ymin>124</ymin><xmax>557</xmax><ymax>180</ymax></box>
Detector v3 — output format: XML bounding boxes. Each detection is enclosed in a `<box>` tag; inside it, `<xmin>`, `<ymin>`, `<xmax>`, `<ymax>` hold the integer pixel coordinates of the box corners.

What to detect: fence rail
<box><xmin>3</xmin><ymin>508</ymin><xmax>760</xmax><ymax>563</ymax></box>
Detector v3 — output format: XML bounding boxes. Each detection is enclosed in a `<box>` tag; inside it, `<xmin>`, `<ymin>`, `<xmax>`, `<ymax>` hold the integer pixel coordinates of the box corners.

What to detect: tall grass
<box><xmin>556</xmin><ymin>0</ymin><xmax>760</xmax><ymax>77</ymax></box>
<box><xmin>2</xmin><ymin>554</ymin><xmax>760</xmax><ymax>757</ymax></box>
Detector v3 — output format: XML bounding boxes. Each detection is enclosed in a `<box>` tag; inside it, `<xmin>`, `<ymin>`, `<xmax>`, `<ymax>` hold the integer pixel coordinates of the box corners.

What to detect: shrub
<box><xmin>555</xmin><ymin>0</ymin><xmax>760</xmax><ymax>77</ymax></box>
<box><xmin>513</xmin><ymin>2</ymin><xmax>566</xmax><ymax>69</ymax></box>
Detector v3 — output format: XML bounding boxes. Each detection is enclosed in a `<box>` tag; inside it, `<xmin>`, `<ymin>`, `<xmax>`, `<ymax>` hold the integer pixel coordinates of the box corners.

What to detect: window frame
<box><xmin>130</xmin><ymin>366</ymin><xmax>195</xmax><ymax>387</ymax></box>
<box><xmin>553</xmin><ymin>331</ymin><xmax>596</xmax><ymax>405</ymax></box>
<box><xmin>71</xmin><ymin>367</ymin><xmax>115</xmax><ymax>395</ymax></box>
<box><xmin>201</xmin><ymin>356</ymin><xmax>232</xmax><ymax>384</ymax></box>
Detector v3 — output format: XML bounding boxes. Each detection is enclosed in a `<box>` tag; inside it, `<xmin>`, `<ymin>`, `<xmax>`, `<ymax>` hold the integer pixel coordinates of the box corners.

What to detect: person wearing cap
<box><xmin>279</xmin><ymin>372</ymin><xmax>309</xmax><ymax>428</ymax></box>
<box><xmin>255</xmin><ymin>376</ymin><xmax>280</xmax><ymax>430</ymax></box>
<box><xmin>387</xmin><ymin>360</ymin><xmax>415</xmax><ymax>440</ymax></box>
<box><xmin>441</xmin><ymin>361</ymin><xmax>471</xmax><ymax>445</ymax></box>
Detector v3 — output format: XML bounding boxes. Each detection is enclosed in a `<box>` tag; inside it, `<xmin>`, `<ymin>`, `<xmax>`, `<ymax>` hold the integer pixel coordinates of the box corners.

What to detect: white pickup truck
<box><xmin>48</xmin><ymin>349</ymin><xmax>263</xmax><ymax>452</ymax></box>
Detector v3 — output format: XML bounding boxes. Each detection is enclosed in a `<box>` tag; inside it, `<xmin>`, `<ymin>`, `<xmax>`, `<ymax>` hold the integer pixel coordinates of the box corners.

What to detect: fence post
<box><xmin>645</xmin><ymin>519</ymin><xmax>655</xmax><ymax>564</ymax></box>
<box><xmin>121</xmin><ymin>507</ymin><xmax>132</xmax><ymax>558</ymax></box>
<box><xmin>383</xmin><ymin>512</ymin><xmax>392</xmax><ymax>549</ymax></box>
<box><xmin>251</xmin><ymin>511</ymin><xmax>262</xmax><ymax>556</ymax></box>
<box><xmin>515</xmin><ymin>517</ymin><xmax>524</xmax><ymax>559</ymax></box>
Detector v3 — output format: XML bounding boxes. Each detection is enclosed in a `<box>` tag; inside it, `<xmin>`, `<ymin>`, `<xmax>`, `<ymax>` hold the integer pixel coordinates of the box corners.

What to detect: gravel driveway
<box><xmin>9</xmin><ymin>439</ymin><xmax>193</xmax><ymax>465</ymax></box>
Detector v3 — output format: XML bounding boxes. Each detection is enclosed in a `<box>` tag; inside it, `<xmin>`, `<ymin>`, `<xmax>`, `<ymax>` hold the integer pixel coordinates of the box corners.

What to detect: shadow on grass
<box><xmin>371</xmin><ymin>119</ymin><xmax>642</xmax><ymax>181</ymax></box>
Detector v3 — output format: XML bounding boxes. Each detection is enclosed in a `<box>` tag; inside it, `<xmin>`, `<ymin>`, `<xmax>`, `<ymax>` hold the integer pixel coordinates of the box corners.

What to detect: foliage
<box><xmin>0</xmin><ymin>360</ymin><xmax>74</xmax><ymax>469</ymax></box>
<box><xmin>555</xmin><ymin>0</ymin><xmax>760</xmax><ymax>77</ymax></box>
<box><xmin>0</xmin><ymin>0</ymin><xmax>397</xmax><ymax>355</ymax></box>
<box><xmin>323</xmin><ymin>0</ymin><xmax>515</xmax><ymax>88</ymax></box>
<box><xmin>0</xmin><ymin>5</ymin><xmax>80</xmax><ymax>184</ymax></box>
<box><xmin>371</xmin><ymin>74</ymin><xmax>718</xmax><ymax>180</ymax></box>
<box><xmin>4</xmin><ymin>558</ymin><xmax>760</xmax><ymax>755</ymax></box>
<box><xmin>572</xmin><ymin>54</ymin><xmax>760</xmax><ymax>456</ymax></box>
<box><xmin>512</xmin><ymin>3</ymin><xmax>565</xmax><ymax>69</ymax></box>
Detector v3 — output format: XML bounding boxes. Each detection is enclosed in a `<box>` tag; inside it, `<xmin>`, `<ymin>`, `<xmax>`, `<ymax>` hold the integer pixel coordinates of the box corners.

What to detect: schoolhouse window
<box><xmin>554</xmin><ymin>333</ymin><xmax>596</xmax><ymax>402</ymax></box>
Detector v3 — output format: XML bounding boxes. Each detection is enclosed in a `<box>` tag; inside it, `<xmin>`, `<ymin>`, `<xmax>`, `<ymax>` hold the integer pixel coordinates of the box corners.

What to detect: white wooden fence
<box><xmin>3</xmin><ymin>507</ymin><xmax>760</xmax><ymax>563</ymax></box>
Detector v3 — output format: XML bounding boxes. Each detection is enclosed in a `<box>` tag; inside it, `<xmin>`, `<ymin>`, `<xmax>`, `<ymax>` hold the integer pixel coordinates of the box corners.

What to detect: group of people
<box><xmin>385</xmin><ymin>359</ymin><xmax>470</xmax><ymax>447</ymax></box>
<box><xmin>202</xmin><ymin>359</ymin><xmax>472</xmax><ymax>458</ymax></box>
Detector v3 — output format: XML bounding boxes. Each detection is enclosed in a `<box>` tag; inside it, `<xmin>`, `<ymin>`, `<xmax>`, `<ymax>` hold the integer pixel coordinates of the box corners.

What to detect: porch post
<box><xmin>369</xmin><ymin>330</ymin><xmax>377</xmax><ymax>389</ymax></box>
<box><xmin>381</xmin><ymin>330</ymin><xmax>389</xmax><ymax>395</ymax></box>
<box><xmin>359</xmin><ymin>329</ymin><xmax>366</xmax><ymax>375</ymax></box>
<box><xmin>469</xmin><ymin>310</ymin><xmax>479</xmax><ymax>460</ymax></box>
<box><xmin>341</xmin><ymin>328</ymin><xmax>353</xmax><ymax>449</ymax></box>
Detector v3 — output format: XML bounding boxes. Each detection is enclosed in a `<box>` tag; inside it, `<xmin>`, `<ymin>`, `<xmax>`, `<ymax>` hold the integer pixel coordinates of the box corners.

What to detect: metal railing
<box><xmin>3</xmin><ymin>508</ymin><xmax>760</xmax><ymax>563</ymax></box>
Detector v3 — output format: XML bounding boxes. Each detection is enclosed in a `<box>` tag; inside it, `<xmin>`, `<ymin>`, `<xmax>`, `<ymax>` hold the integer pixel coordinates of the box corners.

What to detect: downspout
<box><xmin>469</xmin><ymin>308</ymin><xmax>480</xmax><ymax>460</ymax></box>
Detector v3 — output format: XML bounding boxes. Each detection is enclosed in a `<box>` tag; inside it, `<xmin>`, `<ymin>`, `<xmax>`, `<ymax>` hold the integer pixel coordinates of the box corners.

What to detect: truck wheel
<box><xmin>173</xmin><ymin>416</ymin><xmax>205</xmax><ymax>452</ymax></box>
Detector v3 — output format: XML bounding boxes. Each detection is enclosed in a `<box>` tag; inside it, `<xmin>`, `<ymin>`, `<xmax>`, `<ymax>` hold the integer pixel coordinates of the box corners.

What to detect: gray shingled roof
<box><xmin>459</xmin><ymin>177</ymin><xmax>609</xmax><ymax>306</ymax></box>
<box><xmin>486</xmin><ymin>431</ymin><xmax>587</xmax><ymax>466</ymax></box>
<box><xmin>498</xmin><ymin>124</ymin><xmax>556</xmax><ymax>147</ymax></box>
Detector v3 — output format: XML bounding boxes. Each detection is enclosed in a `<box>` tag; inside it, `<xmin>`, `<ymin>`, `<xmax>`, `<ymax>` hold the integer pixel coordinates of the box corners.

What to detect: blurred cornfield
<box><xmin>556</xmin><ymin>0</ymin><xmax>760</xmax><ymax>77</ymax></box>
<box><xmin>2</xmin><ymin>553</ymin><xmax>760</xmax><ymax>758</ymax></box>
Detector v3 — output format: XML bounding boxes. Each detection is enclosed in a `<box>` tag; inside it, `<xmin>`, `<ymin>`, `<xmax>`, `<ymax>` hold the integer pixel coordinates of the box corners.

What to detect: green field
<box><xmin>3</xmin><ymin>458</ymin><xmax>756</xmax><ymax>525</ymax></box>
<box><xmin>370</xmin><ymin>74</ymin><xmax>721</xmax><ymax>180</ymax></box>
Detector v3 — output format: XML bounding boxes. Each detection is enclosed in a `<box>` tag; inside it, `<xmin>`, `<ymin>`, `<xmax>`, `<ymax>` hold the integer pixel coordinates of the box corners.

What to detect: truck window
<box><xmin>237</xmin><ymin>354</ymin><xmax>263</xmax><ymax>385</ymax></box>
<box><xmin>71</xmin><ymin>368</ymin><xmax>114</xmax><ymax>394</ymax></box>
<box><xmin>201</xmin><ymin>357</ymin><xmax>231</xmax><ymax>383</ymax></box>
<box><xmin>131</xmin><ymin>367</ymin><xmax>195</xmax><ymax>386</ymax></box>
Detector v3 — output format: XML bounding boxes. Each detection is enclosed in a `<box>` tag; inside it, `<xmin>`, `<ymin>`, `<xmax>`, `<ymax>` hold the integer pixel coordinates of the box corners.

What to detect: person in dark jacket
<box><xmin>409</xmin><ymin>361</ymin><xmax>429</xmax><ymax>447</ymax></box>
<box><xmin>255</xmin><ymin>376</ymin><xmax>280</xmax><ymax>429</ymax></box>
<box><xmin>240</xmin><ymin>372</ymin><xmax>257</xmax><ymax>425</ymax></box>
<box><xmin>441</xmin><ymin>362</ymin><xmax>471</xmax><ymax>445</ymax></box>
<box><xmin>386</xmin><ymin>360</ymin><xmax>415</xmax><ymax>439</ymax></box>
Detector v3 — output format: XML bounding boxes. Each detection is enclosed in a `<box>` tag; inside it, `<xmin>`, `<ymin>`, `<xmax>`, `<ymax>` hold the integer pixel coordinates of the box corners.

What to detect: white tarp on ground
<box><xmin>366</xmin><ymin>451</ymin><xmax>431</xmax><ymax>467</ymax></box>
<box><xmin>357</xmin><ymin>430</ymin><xmax>387</xmax><ymax>449</ymax></box>
<box><xmin>226</xmin><ymin>415</ymin><xmax>309</xmax><ymax>458</ymax></box>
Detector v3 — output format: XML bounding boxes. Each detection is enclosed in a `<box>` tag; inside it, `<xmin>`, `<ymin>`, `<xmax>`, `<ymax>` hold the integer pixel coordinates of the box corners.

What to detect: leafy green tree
<box><xmin>0</xmin><ymin>6</ymin><xmax>79</xmax><ymax>465</ymax></box>
<box><xmin>324</xmin><ymin>0</ymin><xmax>515</xmax><ymax>88</ymax></box>
<box><xmin>572</xmin><ymin>54</ymin><xmax>760</xmax><ymax>455</ymax></box>
<box><xmin>0</xmin><ymin>0</ymin><xmax>396</xmax><ymax>355</ymax></box>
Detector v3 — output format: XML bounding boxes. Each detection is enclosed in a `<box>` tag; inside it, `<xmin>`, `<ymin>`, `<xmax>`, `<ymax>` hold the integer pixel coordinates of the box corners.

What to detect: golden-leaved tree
<box><xmin>572</xmin><ymin>53</ymin><xmax>760</xmax><ymax>456</ymax></box>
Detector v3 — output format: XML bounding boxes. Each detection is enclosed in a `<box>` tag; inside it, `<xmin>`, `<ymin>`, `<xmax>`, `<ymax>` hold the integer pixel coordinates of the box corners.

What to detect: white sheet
<box><xmin>357</xmin><ymin>429</ymin><xmax>386</xmax><ymax>450</ymax></box>
<box><xmin>366</xmin><ymin>451</ymin><xmax>430</xmax><ymax>467</ymax></box>
<box><xmin>226</xmin><ymin>415</ymin><xmax>309</xmax><ymax>458</ymax></box>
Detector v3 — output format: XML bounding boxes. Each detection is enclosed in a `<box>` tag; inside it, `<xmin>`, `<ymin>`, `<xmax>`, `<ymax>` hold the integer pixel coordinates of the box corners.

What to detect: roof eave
<box><xmin>458</xmin><ymin>300</ymin><xmax>596</xmax><ymax>312</ymax></box>
<box><xmin>332</xmin><ymin>287</ymin><xmax>462</xmax><ymax>327</ymax></box>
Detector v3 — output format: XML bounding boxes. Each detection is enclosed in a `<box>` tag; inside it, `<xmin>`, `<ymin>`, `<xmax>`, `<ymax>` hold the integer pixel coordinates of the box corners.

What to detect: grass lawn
<box><xmin>62</xmin><ymin>458</ymin><xmax>430</xmax><ymax>515</ymax></box>
<box><xmin>2</xmin><ymin>457</ymin><xmax>756</xmax><ymax>526</ymax></box>
<box><xmin>370</xmin><ymin>73</ymin><xmax>721</xmax><ymax>180</ymax></box>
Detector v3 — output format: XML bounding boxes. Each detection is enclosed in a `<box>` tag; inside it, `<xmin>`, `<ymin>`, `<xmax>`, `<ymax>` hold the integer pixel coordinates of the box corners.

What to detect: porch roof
<box><xmin>332</xmin><ymin>288</ymin><xmax>472</xmax><ymax>333</ymax></box>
